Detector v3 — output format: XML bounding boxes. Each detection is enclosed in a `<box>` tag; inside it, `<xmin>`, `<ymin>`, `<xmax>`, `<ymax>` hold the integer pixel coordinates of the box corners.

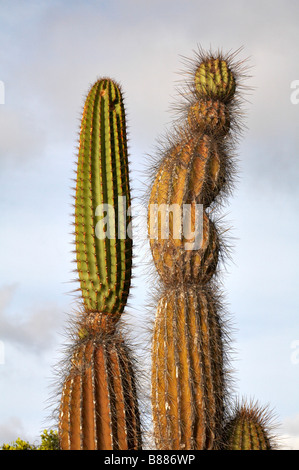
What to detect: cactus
<box><xmin>74</xmin><ymin>78</ymin><xmax>132</xmax><ymax>319</ymax></box>
<box><xmin>147</xmin><ymin>48</ymin><xmax>279</xmax><ymax>451</ymax></box>
<box><xmin>58</xmin><ymin>78</ymin><xmax>142</xmax><ymax>450</ymax></box>
<box><xmin>222</xmin><ymin>401</ymin><xmax>275</xmax><ymax>450</ymax></box>
<box><xmin>194</xmin><ymin>57</ymin><xmax>236</xmax><ymax>102</ymax></box>
<box><xmin>151</xmin><ymin>286</ymin><xmax>225</xmax><ymax>449</ymax></box>
<box><xmin>53</xmin><ymin>50</ymin><xmax>278</xmax><ymax>452</ymax></box>
<box><xmin>147</xmin><ymin>49</ymin><xmax>246</xmax><ymax>450</ymax></box>
<box><xmin>59</xmin><ymin>333</ymin><xmax>141</xmax><ymax>450</ymax></box>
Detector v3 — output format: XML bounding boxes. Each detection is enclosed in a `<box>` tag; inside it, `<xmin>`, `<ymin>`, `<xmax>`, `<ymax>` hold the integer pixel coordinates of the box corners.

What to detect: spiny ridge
<box><xmin>151</xmin><ymin>286</ymin><xmax>225</xmax><ymax>450</ymax></box>
<box><xmin>59</xmin><ymin>336</ymin><xmax>142</xmax><ymax>450</ymax></box>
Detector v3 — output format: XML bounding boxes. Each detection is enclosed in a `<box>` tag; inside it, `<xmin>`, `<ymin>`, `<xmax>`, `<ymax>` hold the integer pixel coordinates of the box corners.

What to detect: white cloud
<box><xmin>0</xmin><ymin>107</ymin><xmax>46</xmax><ymax>167</ymax></box>
<box><xmin>280</xmin><ymin>434</ymin><xmax>299</xmax><ymax>450</ymax></box>
<box><xmin>0</xmin><ymin>284</ymin><xmax>64</xmax><ymax>353</ymax></box>
<box><xmin>279</xmin><ymin>414</ymin><xmax>299</xmax><ymax>450</ymax></box>
<box><xmin>282</xmin><ymin>413</ymin><xmax>299</xmax><ymax>436</ymax></box>
<box><xmin>0</xmin><ymin>417</ymin><xmax>26</xmax><ymax>445</ymax></box>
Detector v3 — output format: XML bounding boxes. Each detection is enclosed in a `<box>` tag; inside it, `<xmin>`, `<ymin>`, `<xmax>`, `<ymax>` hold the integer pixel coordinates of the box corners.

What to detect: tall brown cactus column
<box><xmin>58</xmin><ymin>78</ymin><xmax>142</xmax><ymax>450</ymax></box>
<box><xmin>148</xmin><ymin>49</ymin><xmax>246</xmax><ymax>450</ymax></box>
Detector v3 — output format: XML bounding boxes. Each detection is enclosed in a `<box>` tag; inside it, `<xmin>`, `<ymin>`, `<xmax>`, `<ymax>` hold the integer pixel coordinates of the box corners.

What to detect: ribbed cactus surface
<box><xmin>59</xmin><ymin>334</ymin><xmax>141</xmax><ymax>450</ymax></box>
<box><xmin>59</xmin><ymin>78</ymin><xmax>141</xmax><ymax>450</ymax></box>
<box><xmin>151</xmin><ymin>287</ymin><xmax>224</xmax><ymax>450</ymax></box>
<box><xmin>75</xmin><ymin>78</ymin><xmax>132</xmax><ymax>318</ymax></box>
<box><xmin>149</xmin><ymin>138</ymin><xmax>220</xmax><ymax>285</ymax></box>
<box><xmin>223</xmin><ymin>403</ymin><xmax>274</xmax><ymax>450</ymax></box>
<box><xmin>148</xmin><ymin>50</ymin><xmax>240</xmax><ymax>450</ymax></box>
<box><xmin>194</xmin><ymin>58</ymin><xmax>236</xmax><ymax>102</ymax></box>
<box><xmin>148</xmin><ymin>51</ymin><xmax>277</xmax><ymax>451</ymax></box>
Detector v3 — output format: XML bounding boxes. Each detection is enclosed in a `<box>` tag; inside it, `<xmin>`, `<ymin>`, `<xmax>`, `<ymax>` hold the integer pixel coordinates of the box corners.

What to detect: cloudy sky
<box><xmin>0</xmin><ymin>0</ymin><xmax>298</xmax><ymax>449</ymax></box>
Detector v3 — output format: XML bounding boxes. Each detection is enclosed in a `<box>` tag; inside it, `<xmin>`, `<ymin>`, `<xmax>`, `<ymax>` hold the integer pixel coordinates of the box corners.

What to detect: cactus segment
<box><xmin>188</xmin><ymin>100</ymin><xmax>230</xmax><ymax>136</ymax></box>
<box><xmin>149</xmin><ymin>134</ymin><xmax>227</xmax><ymax>212</ymax></box>
<box><xmin>148</xmin><ymin>133</ymin><xmax>228</xmax><ymax>286</ymax></box>
<box><xmin>223</xmin><ymin>402</ymin><xmax>274</xmax><ymax>450</ymax></box>
<box><xmin>151</xmin><ymin>287</ymin><xmax>225</xmax><ymax>450</ymax></box>
<box><xmin>59</xmin><ymin>335</ymin><xmax>142</xmax><ymax>450</ymax></box>
<box><xmin>194</xmin><ymin>58</ymin><xmax>236</xmax><ymax>102</ymax></box>
<box><xmin>149</xmin><ymin>208</ymin><xmax>219</xmax><ymax>285</ymax></box>
<box><xmin>75</xmin><ymin>79</ymin><xmax>131</xmax><ymax>316</ymax></box>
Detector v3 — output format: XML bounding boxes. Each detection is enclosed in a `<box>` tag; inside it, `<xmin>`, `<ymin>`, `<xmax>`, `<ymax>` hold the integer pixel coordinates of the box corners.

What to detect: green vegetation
<box><xmin>1</xmin><ymin>430</ymin><xmax>60</xmax><ymax>450</ymax></box>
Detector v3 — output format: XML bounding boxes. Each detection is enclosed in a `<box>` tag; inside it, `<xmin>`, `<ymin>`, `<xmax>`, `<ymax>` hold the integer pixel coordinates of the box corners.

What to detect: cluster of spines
<box><xmin>58</xmin><ymin>78</ymin><xmax>142</xmax><ymax>450</ymax></box>
<box><xmin>222</xmin><ymin>401</ymin><xmax>275</xmax><ymax>450</ymax></box>
<box><xmin>148</xmin><ymin>49</ymin><xmax>246</xmax><ymax>450</ymax></box>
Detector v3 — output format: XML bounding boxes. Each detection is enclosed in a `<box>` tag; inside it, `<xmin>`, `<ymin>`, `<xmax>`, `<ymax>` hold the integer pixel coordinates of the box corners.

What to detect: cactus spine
<box><xmin>148</xmin><ymin>50</ymin><xmax>242</xmax><ymax>450</ymax></box>
<box><xmin>58</xmin><ymin>79</ymin><xmax>142</xmax><ymax>450</ymax></box>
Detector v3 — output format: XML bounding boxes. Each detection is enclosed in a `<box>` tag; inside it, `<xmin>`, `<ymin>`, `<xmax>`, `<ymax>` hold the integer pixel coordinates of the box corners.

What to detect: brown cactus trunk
<box><xmin>59</xmin><ymin>333</ymin><xmax>142</xmax><ymax>450</ymax></box>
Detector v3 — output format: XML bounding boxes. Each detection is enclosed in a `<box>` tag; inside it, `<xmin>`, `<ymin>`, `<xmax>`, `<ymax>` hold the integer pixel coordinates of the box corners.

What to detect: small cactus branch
<box><xmin>222</xmin><ymin>401</ymin><xmax>276</xmax><ymax>450</ymax></box>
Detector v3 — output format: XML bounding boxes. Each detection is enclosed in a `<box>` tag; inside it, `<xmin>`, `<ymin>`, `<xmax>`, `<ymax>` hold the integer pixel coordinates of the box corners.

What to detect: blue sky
<box><xmin>0</xmin><ymin>0</ymin><xmax>298</xmax><ymax>449</ymax></box>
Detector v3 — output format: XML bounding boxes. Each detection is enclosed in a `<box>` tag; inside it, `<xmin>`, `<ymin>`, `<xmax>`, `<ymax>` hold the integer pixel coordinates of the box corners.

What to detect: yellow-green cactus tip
<box><xmin>195</xmin><ymin>58</ymin><xmax>236</xmax><ymax>102</ymax></box>
<box><xmin>224</xmin><ymin>401</ymin><xmax>276</xmax><ymax>450</ymax></box>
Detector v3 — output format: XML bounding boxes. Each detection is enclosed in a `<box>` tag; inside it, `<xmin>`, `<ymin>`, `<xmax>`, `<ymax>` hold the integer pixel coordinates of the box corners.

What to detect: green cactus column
<box><xmin>222</xmin><ymin>401</ymin><xmax>275</xmax><ymax>450</ymax></box>
<box><xmin>75</xmin><ymin>78</ymin><xmax>132</xmax><ymax>321</ymax></box>
<box><xmin>59</xmin><ymin>78</ymin><xmax>142</xmax><ymax>450</ymax></box>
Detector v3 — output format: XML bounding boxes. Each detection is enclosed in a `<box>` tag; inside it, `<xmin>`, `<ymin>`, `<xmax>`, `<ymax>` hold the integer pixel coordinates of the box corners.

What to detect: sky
<box><xmin>0</xmin><ymin>0</ymin><xmax>298</xmax><ymax>450</ymax></box>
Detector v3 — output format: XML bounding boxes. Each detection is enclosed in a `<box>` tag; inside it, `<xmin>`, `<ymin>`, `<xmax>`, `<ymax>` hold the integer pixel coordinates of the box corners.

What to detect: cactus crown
<box><xmin>194</xmin><ymin>58</ymin><xmax>236</xmax><ymax>102</ymax></box>
<box><xmin>223</xmin><ymin>401</ymin><xmax>277</xmax><ymax>450</ymax></box>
